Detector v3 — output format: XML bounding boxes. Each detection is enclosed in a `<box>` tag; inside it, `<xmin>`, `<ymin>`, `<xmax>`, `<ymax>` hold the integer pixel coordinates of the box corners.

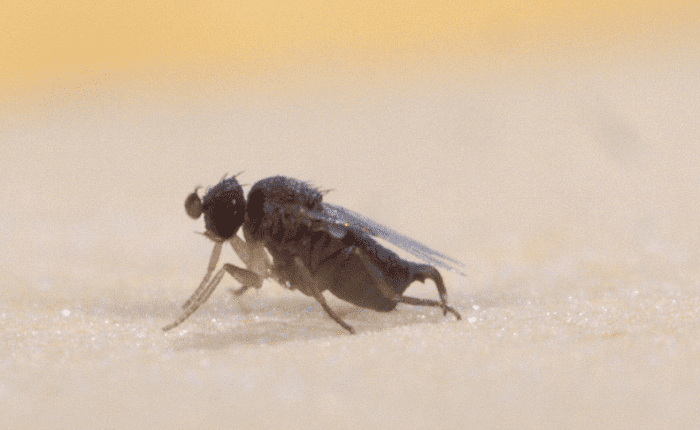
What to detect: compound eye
<box><xmin>184</xmin><ymin>187</ymin><xmax>203</xmax><ymax>219</ymax></box>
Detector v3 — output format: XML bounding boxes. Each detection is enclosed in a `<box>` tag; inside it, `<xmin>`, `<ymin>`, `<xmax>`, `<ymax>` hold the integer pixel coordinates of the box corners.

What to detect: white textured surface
<box><xmin>2</xmin><ymin>61</ymin><xmax>700</xmax><ymax>429</ymax></box>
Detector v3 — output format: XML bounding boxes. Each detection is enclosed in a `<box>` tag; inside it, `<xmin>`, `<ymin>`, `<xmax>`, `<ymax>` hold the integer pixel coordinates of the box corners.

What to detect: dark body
<box><xmin>245</xmin><ymin>176</ymin><xmax>451</xmax><ymax>313</ymax></box>
<box><xmin>163</xmin><ymin>175</ymin><xmax>461</xmax><ymax>334</ymax></box>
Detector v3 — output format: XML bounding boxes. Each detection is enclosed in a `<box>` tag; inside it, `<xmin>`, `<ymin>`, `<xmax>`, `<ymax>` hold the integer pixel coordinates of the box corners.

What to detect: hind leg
<box><xmin>351</xmin><ymin>247</ymin><xmax>461</xmax><ymax>320</ymax></box>
<box><xmin>412</xmin><ymin>265</ymin><xmax>461</xmax><ymax>318</ymax></box>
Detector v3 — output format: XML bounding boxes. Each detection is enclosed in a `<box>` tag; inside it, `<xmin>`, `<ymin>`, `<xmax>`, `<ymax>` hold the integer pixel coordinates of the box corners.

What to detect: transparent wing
<box><xmin>318</xmin><ymin>203</ymin><xmax>468</xmax><ymax>276</ymax></box>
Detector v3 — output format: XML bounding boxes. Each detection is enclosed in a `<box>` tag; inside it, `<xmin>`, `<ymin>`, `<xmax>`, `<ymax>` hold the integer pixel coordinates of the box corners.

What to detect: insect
<box><xmin>163</xmin><ymin>175</ymin><xmax>464</xmax><ymax>334</ymax></box>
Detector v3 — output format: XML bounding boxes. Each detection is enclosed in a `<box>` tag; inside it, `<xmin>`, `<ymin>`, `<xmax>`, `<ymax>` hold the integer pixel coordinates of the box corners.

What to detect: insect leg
<box><xmin>293</xmin><ymin>256</ymin><xmax>356</xmax><ymax>334</ymax></box>
<box><xmin>351</xmin><ymin>247</ymin><xmax>462</xmax><ymax>320</ymax></box>
<box><xmin>182</xmin><ymin>241</ymin><xmax>223</xmax><ymax>309</ymax></box>
<box><xmin>412</xmin><ymin>266</ymin><xmax>458</xmax><ymax>316</ymax></box>
<box><xmin>230</xmin><ymin>285</ymin><xmax>250</xmax><ymax>296</ymax></box>
<box><xmin>163</xmin><ymin>265</ymin><xmax>227</xmax><ymax>331</ymax></box>
<box><xmin>229</xmin><ymin>235</ymin><xmax>272</xmax><ymax>280</ymax></box>
<box><xmin>222</xmin><ymin>263</ymin><xmax>263</xmax><ymax>296</ymax></box>
<box><xmin>163</xmin><ymin>262</ymin><xmax>261</xmax><ymax>331</ymax></box>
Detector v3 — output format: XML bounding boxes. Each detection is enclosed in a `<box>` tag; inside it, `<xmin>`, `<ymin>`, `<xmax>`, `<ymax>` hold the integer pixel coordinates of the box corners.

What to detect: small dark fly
<box><xmin>163</xmin><ymin>175</ymin><xmax>464</xmax><ymax>334</ymax></box>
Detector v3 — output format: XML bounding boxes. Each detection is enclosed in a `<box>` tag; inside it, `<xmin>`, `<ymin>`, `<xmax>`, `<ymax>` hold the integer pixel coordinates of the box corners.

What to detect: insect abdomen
<box><xmin>315</xmin><ymin>234</ymin><xmax>417</xmax><ymax>311</ymax></box>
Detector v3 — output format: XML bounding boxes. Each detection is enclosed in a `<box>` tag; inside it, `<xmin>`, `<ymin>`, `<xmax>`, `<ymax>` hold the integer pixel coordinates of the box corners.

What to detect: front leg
<box><xmin>182</xmin><ymin>241</ymin><xmax>223</xmax><ymax>309</ymax></box>
<box><xmin>163</xmin><ymin>261</ymin><xmax>262</xmax><ymax>331</ymax></box>
<box><xmin>229</xmin><ymin>235</ymin><xmax>272</xmax><ymax>281</ymax></box>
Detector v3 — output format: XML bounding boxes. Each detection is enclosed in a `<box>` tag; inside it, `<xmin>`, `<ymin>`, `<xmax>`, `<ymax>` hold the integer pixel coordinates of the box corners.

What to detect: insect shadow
<box><xmin>163</xmin><ymin>174</ymin><xmax>465</xmax><ymax>334</ymax></box>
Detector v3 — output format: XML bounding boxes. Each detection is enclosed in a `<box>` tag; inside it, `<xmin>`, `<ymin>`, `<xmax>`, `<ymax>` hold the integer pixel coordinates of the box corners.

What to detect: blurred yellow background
<box><xmin>3</xmin><ymin>1</ymin><xmax>697</xmax><ymax>102</ymax></box>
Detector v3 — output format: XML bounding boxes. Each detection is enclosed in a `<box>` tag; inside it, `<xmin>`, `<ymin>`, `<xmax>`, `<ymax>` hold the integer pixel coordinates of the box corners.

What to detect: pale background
<box><xmin>2</xmin><ymin>2</ymin><xmax>700</xmax><ymax>428</ymax></box>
